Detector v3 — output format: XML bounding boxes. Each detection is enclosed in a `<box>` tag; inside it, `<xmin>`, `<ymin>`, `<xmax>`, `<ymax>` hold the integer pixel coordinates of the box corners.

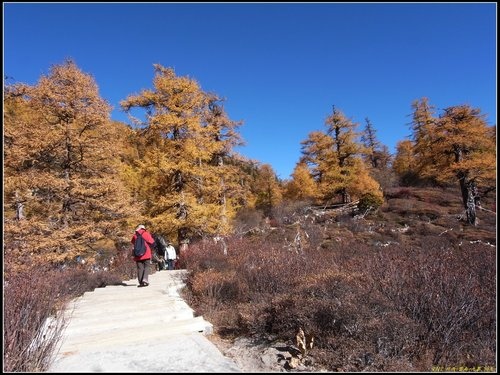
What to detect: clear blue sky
<box><xmin>4</xmin><ymin>2</ymin><xmax>497</xmax><ymax>180</ymax></box>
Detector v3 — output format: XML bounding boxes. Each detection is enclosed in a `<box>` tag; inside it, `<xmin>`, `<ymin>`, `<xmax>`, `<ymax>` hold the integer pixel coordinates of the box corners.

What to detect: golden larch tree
<box><xmin>4</xmin><ymin>60</ymin><xmax>135</xmax><ymax>270</ymax></box>
<box><xmin>120</xmin><ymin>64</ymin><xmax>244</xmax><ymax>245</ymax></box>
<box><xmin>323</xmin><ymin>107</ymin><xmax>362</xmax><ymax>203</ymax></box>
<box><xmin>200</xmin><ymin>95</ymin><xmax>245</xmax><ymax>237</ymax></box>
<box><xmin>325</xmin><ymin>107</ymin><xmax>382</xmax><ymax>204</ymax></box>
<box><xmin>429</xmin><ymin>105</ymin><xmax>496</xmax><ymax>224</ymax></box>
<box><xmin>252</xmin><ymin>163</ymin><xmax>283</xmax><ymax>216</ymax></box>
<box><xmin>392</xmin><ymin>139</ymin><xmax>417</xmax><ymax>185</ymax></box>
<box><xmin>300</xmin><ymin>130</ymin><xmax>335</xmax><ymax>184</ymax></box>
<box><xmin>299</xmin><ymin>107</ymin><xmax>383</xmax><ymax>205</ymax></box>
<box><xmin>410</xmin><ymin>97</ymin><xmax>439</xmax><ymax>179</ymax></box>
<box><xmin>284</xmin><ymin>161</ymin><xmax>319</xmax><ymax>202</ymax></box>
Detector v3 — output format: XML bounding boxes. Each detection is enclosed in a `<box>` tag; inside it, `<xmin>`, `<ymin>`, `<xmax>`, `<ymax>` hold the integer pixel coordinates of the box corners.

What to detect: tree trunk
<box><xmin>178</xmin><ymin>227</ymin><xmax>190</xmax><ymax>257</ymax></box>
<box><xmin>459</xmin><ymin>174</ymin><xmax>477</xmax><ymax>225</ymax></box>
<box><xmin>341</xmin><ymin>188</ymin><xmax>351</xmax><ymax>204</ymax></box>
<box><xmin>15</xmin><ymin>191</ymin><xmax>25</xmax><ymax>220</ymax></box>
<box><xmin>219</xmin><ymin>237</ymin><xmax>228</xmax><ymax>256</ymax></box>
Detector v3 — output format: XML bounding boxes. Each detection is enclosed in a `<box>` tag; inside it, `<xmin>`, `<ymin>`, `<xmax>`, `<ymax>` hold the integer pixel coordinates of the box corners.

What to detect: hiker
<box><xmin>131</xmin><ymin>224</ymin><xmax>155</xmax><ymax>287</ymax></box>
<box><xmin>164</xmin><ymin>241</ymin><xmax>178</xmax><ymax>270</ymax></box>
<box><xmin>153</xmin><ymin>233</ymin><xmax>168</xmax><ymax>271</ymax></box>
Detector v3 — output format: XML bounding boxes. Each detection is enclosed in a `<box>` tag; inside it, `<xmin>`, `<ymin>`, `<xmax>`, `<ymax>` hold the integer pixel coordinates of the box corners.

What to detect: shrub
<box><xmin>231</xmin><ymin>208</ymin><xmax>265</xmax><ymax>235</ymax></box>
<box><xmin>271</xmin><ymin>200</ymin><xmax>312</xmax><ymax>225</ymax></box>
<box><xmin>4</xmin><ymin>265</ymin><xmax>67</xmax><ymax>372</ymax></box>
<box><xmin>3</xmin><ymin>245</ymin><xmax>131</xmax><ymax>372</ymax></box>
<box><xmin>184</xmin><ymin>226</ymin><xmax>496</xmax><ymax>371</ymax></box>
<box><xmin>369</xmin><ymin>242</ymin><xmax>496</xmax><ymax>368</ymax></box>
<box><xmin>358</xmin><ymin>192</ymin><xmax>385</xmax><ymax>213</ymax></box>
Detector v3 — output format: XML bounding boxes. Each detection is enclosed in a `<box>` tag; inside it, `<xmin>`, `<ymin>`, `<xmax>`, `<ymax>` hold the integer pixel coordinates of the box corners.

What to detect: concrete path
<box><xmin>48</xmin><ymin>270</ymin><xmax>241</xmax><ymax>373</ymax></box>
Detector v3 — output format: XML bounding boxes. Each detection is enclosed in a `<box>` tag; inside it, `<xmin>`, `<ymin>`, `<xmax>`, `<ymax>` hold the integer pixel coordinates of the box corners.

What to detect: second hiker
<box><xmin>164</xmin><ymin>241</ymin><xmax>178</xmax><ymax>270</ymax></box>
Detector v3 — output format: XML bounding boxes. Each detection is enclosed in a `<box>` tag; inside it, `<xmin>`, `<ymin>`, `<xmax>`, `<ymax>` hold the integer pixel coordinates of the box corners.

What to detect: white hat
<box><xmin>136</xmin><ymin>224</ymin><xmax>146</xmax><ymax>231</ymax></box>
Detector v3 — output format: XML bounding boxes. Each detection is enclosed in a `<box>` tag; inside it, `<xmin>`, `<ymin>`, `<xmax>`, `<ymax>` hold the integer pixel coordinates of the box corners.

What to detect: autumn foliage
<box><xmin>4</xmin><ymin>60</ymin><xmax>136</xmax><ymax>271</ymax></box>
<box><xmin>395</xmin><ymin>97</ymin><xmax>496</xmax><ymax>224</ymax></box>
<box><xmin>3</xmin><ymin>59</ymin><xmax>496</xmax><ymax>372</ymax></box>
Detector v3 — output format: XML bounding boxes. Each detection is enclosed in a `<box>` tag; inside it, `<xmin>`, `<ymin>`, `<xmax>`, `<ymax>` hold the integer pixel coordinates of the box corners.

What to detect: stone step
<box><xmin>48</xmin><ymin>269</ymin><xmax>233</xmax><ymax>373</ymax></box>
<box><xmin>62</xmin><ymin>304</ymin><xmax>196</xmax><ymax>330</ymax></box>
<box><xmin>58</xmin><ymin>315</ymin><xmax>213</xmax><ymax>354</ymax></box>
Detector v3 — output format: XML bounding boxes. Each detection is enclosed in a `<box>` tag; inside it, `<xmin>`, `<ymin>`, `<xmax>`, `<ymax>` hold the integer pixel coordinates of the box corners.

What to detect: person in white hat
<box><xmin>164</xmin><ymin>241</ymin><xmax>178</xmax><ymax>270</ymax></box>
<box><xmin>131</xmin><ymin>224</ymin><xmax>155</xmax><ymax>287</ymax></box>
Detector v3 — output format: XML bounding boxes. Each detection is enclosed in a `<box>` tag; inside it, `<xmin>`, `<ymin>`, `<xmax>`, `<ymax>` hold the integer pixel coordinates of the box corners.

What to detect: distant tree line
<box><xmin>4</xmin><ymin>59</ymin><xmax>496</xmax><ymax>272</ymax></box>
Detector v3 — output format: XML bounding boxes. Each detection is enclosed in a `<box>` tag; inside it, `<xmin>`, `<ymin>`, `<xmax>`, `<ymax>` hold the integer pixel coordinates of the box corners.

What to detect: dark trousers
<box><xmin>136</xmin><ymin>259</ymin><xmax>150</xmax><ymax>284</ymax></box>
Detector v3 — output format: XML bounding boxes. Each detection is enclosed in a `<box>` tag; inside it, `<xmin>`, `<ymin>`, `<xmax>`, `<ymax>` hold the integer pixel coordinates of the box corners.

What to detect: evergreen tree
<box><xmin>410</xmin><ymin>97</ymin><xmax>438</xmax><ymax>179</ymax></box>
<box><xmin>360</xmin><ymin>117</ymin><xmax>394</xmax><ymax>190</ymax></box>
<box><xmin>361</xmin><ymin>117</ymin><xmax>381</xmax><ymax>168</ymax></box>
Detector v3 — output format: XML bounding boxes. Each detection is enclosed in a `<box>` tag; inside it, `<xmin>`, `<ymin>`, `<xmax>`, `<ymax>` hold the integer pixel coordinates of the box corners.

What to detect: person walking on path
<box><xmin>152</xmin><ymin>233</ymin><xmax>167</xmax><ymax>271</ymax></box>
<box><xmin>131</xmin><ymin>224</ymin><xmax>155</xmax><ymax>287</ymax></box>
<box><xmin>165</xmin><ymin>241</ymin><xmax>178</xmax><ymax>270</ymax></box>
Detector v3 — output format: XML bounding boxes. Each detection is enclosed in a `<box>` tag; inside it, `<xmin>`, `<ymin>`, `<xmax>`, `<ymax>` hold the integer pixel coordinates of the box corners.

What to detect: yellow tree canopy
<box><xmin>300</xmin><ymin>107</ymin><xmax>382</xmax><ymax>204</ymax></box>
<box><xmin>4</xmin><ymin>60</ymin><xmax>136</xmax><ymax>270</ymax></box>
<box><xmin>252</xmin><ymin>163</ymin><xmax>283</xmax><ymax>216</ymax></box>
<box><xmin>300</xmin><ymin>130</ymin><xmax>335</xmax><ymax>184</ymax></box>
<box><xmin>120</xmin><ymin>65</ymin><xmax>246</xmax><ymax>242</ymax></box>
<box><xmin>393</xmin><ymin>139</ymin><xmax>416</xmax><ymax>183</ymax></box>
<box><xmin>284</xmin><ymin>161</ymin><xmax>319</xmax><ymax>202</ymax></box>
<box><xmin>430</xmin><ymin>105</ymin><xmax>496</xmax><ymax>185</ymax></box>
<box><xmin>409</xmin><ymin>100</ymin><xmax>496</xmax><ymax>224</ymax></box>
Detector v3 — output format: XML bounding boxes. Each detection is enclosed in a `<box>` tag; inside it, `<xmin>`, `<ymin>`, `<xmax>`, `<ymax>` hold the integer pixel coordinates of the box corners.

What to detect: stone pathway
<box><xmin>48</xmin><ymin>270</ymin><xmax>241</xmax><ymax>372</ymax></box>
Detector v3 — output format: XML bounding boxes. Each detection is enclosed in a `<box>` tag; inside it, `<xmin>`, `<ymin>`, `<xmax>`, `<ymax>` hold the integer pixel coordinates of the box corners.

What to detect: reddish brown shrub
<box><xmin>183</xmin><ymin>225</ymin><xmax>496</xmax><ymax>372</ymax></box>
<box><xmin>4</xmin><ymin>265</ymin><xmax>67</xmax><ymax>372</ymax></box>
<box><xmin>3</xmin><ymin>245</ymin><xmax>131</xmax><ymax>372</ymax></box>
<box><xmin>369</xmin><ymin>242</ymin><xmax>496</xmax><ymax>368</ymax></box>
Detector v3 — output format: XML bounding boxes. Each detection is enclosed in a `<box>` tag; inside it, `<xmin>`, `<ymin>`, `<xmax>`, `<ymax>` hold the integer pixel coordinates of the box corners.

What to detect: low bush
<box><xmin>183</xmin><ymin>229</ymin><xmax>496</xmax><ymax>372</ymax></box>
<box><xmin>3</xmin><ymin>250</ymin><xmax>130</xmax><ymax>372</ymax></box>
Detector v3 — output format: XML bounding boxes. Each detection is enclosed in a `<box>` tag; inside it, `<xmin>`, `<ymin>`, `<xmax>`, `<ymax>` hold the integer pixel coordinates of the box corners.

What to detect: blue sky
<box><xmin>4</xmin><ymin>2</ymin><xmax>497</xmax><ymax>180</ymax></box>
